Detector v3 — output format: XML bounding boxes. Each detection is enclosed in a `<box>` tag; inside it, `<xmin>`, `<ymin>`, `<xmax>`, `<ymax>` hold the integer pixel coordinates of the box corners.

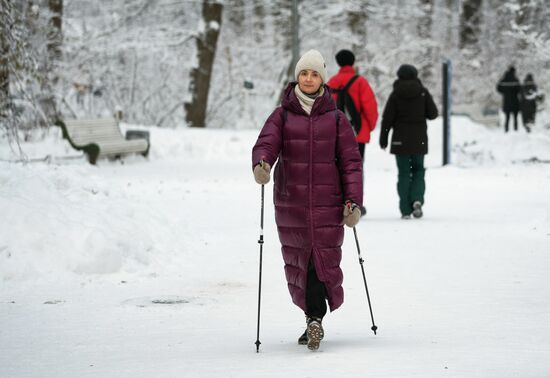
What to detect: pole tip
<box><xmin>255</xmin><ymin>340</ymin><xmax>261</xmax><ymax>352</ymax></box>
<box><xmin>372</xmin><ymin>325</ymin><xmax>378</xmax><ymax>335</ymax></box>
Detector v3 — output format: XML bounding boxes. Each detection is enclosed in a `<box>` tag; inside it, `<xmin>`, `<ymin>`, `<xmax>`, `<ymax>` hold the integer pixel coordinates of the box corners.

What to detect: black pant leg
<box><xmin>358</xmin><ymin>143</ymin><xmax>366</xmax><ymax>208</ymax></box>
<box><xmin>504</xmin><ymin>112</ymin><xmax>510</xmax><ymax>132</ymax></box>
<box><xmin>513</xmin><ymin>111</ymin><xmax>518</xmax><ymax>131</ymax></box>
<box><xmin>358</xmin><ymin>142</ymin><xmax>365</xmax><ymax>162</ymax></box>
<box><xmin>305</xmin><ymin>260</ymin><xmax>327</xmax><ymax>319</ymax></box>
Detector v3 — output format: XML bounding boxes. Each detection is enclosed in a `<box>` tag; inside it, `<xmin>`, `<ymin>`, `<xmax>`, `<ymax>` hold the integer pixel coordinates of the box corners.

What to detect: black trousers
<box><xmin>358</xmin><ymin>142</ymin><xmax>365</xmax><ymax>162</ymax></box>
<box><xmin>504</xmin><ymin>111</ymin><xmax>518</xmax><ymax>132</ymax></box>
<box><xmin>306</xmin><ymin>260</ymin><xmax>327</xmax><ymax>319</ymax></box>
<box><xmin>357</xmin><ymin>143</ymin><xmax>366</xmax><ymax>208</ymax></box>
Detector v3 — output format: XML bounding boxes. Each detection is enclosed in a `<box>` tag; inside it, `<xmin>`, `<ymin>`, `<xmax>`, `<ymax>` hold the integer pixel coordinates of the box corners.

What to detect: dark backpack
<box><xmin>333</xmin><ymin>75</ymin><xmax>361</xmax><ymax>135</ymax></box>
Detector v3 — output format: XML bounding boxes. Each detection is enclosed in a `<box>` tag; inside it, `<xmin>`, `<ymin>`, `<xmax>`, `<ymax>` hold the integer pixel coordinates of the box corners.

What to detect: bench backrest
<box><xmin>63</xmin><ymin>118</ymin><xmax>124</xmax><ymax>146</ymax></box>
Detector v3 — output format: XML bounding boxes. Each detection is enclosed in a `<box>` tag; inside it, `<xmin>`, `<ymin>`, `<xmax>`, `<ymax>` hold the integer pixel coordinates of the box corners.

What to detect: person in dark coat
<box><xmin>520</xmin><ymin>73</ymin><xmax>539</xmax><ymax>132</ymax></box>
<box><xmin>251</xmin><ymin>49</ymin><xmax>363</xmax><ymax>351</ymax></box>
<box><xmin>496</xmin><ymin>66</ymin><xmax>521</xmax><ymax>132</ymax></box>
<box><xmin>379</xmin><ymin>64</ymin><xmax>438</xmax><ymax>219</ymax></box>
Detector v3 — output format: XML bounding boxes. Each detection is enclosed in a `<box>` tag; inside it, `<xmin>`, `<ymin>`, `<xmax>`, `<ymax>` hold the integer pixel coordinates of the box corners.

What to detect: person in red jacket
<box><xmin>327</xmin><ymin>49</ymin><xmax>378</xmax><ymax>215</ymax></box>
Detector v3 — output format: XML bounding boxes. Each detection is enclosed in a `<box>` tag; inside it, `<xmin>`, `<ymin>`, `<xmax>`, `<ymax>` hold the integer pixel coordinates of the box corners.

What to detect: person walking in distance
<box><xmin>252</xmin><ymin>49</ymin><xmax>363</xmax><ymax>351</ymax></box>
<box><xmin>519</xmin><ymin>73</ymin><xmax>540</xmax><ymax>132</ymax></box>
<box><xmin>379</xmin><ymin>64</ymin><xmax>438</xmax><ymax>219</ymax></box>
<box><xmin>497</xmin><ymin>66</ymin><xmax>521</xmax><ymax>133</ymax></box>
<box><xmin>327</xmin><ymin>49</ymin><xmax>378</xmax><ymax>216</ymax></box>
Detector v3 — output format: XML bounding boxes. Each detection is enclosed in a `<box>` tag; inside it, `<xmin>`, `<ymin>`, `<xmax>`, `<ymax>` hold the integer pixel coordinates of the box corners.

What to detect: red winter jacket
<box><xmin>327</xmin><ymin>66</ymin><xmax>378</xmax><ymax>143</ymax></box>
<box><xmin>252</xmin><ymin>82</ymin><xmax>363</xmax><ymax>312</ymax></box>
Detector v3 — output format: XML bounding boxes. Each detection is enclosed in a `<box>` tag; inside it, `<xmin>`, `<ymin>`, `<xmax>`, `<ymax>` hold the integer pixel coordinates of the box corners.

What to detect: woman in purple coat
<box><xmin>252</xmin><ymin>50</ymin><xmax>363</xmax><ymax>351</ymax></box>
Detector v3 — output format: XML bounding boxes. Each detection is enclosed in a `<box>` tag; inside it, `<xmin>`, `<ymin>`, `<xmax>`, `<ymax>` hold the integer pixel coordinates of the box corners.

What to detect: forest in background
<box><xmin>1</xmin><ymin>0</ymin><xmax>549</xmax><ymax>142</ymax></box>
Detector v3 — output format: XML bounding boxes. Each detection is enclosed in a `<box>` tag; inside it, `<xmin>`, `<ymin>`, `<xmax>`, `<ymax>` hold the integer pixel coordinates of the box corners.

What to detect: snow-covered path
<box><xmin>1</xmin><ymin>118</ymin><xmax>550</xmax><ymax>377</ymax></box>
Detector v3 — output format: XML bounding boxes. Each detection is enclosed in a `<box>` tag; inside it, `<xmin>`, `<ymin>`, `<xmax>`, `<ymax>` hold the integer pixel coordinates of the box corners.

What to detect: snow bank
<box><xmin>1</xmin><ymin>116</ymin><xmax>549</xmax><ymax>378</ymax></box>
<box><xmin>1</xmin><ymin>116</ymin><xmax>549</xmax><ymax>282</ymax></box>
<box><xmin>0</xmin><ymin>163</ymin><xmax>154</xmax><ymax>280</ymax></box>
<box><xmin>447</xmin><ymin>115</ymin><xmax>550</xmax><ymax>165</ymax></box>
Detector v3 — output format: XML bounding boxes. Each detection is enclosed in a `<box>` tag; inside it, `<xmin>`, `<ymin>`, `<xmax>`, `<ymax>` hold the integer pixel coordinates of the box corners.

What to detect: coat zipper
<box><xmin>309</xmin><ymin>116</ymin><xmax>315</xmax><ymax>253</ymax></box>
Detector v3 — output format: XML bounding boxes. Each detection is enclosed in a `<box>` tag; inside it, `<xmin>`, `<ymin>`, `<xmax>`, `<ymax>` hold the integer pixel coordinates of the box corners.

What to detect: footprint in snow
<box><xmin>121</xmin><ymin>296</ymin><xmax>213</xmax><ymax>308</ymax></box>
<box><xmin>44</xmin><ymin>300</ymin><xmax>65</xmax><ymax>305</ymax></box>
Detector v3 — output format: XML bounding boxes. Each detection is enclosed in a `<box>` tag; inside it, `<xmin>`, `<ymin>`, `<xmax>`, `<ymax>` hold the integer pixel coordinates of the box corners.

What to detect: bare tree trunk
<box><xmin>184</xmin><ymin>0</ymin><xmax>223</xmax><ymax>128</ymax></box>
<box><xmin>417</xmin><ymin>0</ymin><xmax>434</xmax><ymax>81</ymax></box>
<box><xmin>459</xmin><ymin>0</ymin><xmax>482</xmax><ymax>51</ymax></box>
<box><xmin>445</xmin><ymin>0</ymin><xmax>455</xmax><ymax>48</ymax></box>
<box><xmin>253</xmin><ymin>2</ymin><xmax>265</xmax><ymax>43</ymax></box>
<box><xmin>227</xmin><ymin>0</ymin><xmax>244</xmax><ymax>36</ymax></box>
<box><xmin>48</xmin><ymin>0</ymin><xmax>63</xmax><ymax>66</ymax></box>
<box><xmin>347</xmin><ymin>5</ymin><xmax>368</xmax><ymax>69</ymax></box>
<box><xmin>272</xmin><ymin>0</ymin><xmax>291</xmax><ymax>52</ymax></box>
<box><xmin>39</xmin><ymin>0</ymin><xmax>63</xmax><ymax>123</ymax></box>
<box><xmin>515</xmin><ymin>0</ymin><xmax>531</xmax><ymax>52</ymax></box>
<box><xmin>0</xmin><ymin>0</ymin><xmax>11</xmax><ymax>121</ymax></box>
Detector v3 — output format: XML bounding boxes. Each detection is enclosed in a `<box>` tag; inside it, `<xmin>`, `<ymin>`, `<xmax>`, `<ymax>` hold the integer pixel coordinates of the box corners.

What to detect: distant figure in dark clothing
<box><xmin>520</xmin><ymin>73</ymin><xmax>539</xmax><ymax>133</ymax></box>
<box><xmin>379</xmin><ymin>64</ymin><xmax>438</xmax><ymax>219</ymax></box>
<box><xmin>496</xmin><ymin>66</ymin><xmax>520</xmax><ymax>132</ymax></box>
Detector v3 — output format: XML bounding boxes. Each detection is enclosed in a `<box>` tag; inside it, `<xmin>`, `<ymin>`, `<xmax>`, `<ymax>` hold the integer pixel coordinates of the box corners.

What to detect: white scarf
<box><xmin>294</xmin><ymin>85</ymin><xmax>324</xmax><ymax>115</ymax></box>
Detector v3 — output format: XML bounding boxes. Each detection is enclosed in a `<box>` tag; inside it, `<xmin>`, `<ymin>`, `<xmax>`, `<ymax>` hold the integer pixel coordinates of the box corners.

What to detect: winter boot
<box><xmin>306</xmin><ymin>317</ymin><xmax>324</xmax><ymax>351</ymax></box>
<box><xmin>299</xmin><ymin>316</ymin><xmax>325</xmax><ymax>346</ymax></box>
<box><xmin>298</xmin><ymin>329</ymin><xmax>308</xmax><ymax>345</ymax></box>
<box><xmin>360</xmin><ymin>205</ymin><xmax>367</xmax><ymax>217</ymax></box>
<box><xmin>412</xmin><ymin>201</ymin><xmax>423</xmax><ymax>218</ymax></box>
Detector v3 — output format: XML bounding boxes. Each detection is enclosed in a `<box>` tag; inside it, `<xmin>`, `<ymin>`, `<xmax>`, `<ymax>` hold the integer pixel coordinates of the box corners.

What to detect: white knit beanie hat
<box><xmin>294</xmin><ymin>49</ymin><xmax>328</xmax><ymax>84</ymax></box>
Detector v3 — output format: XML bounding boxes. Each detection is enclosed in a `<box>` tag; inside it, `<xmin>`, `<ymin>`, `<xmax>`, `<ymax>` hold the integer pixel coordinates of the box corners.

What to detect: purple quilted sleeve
<box><xmin>251</xmin><ymin>107</ymin><xmax>284</xmax><ymax>169</ymax></box>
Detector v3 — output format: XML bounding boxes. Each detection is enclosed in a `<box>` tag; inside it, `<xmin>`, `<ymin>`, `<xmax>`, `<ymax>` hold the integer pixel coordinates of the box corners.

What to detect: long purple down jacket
<box><xmin>252</xmin><ymin>82</ymin><xmax>363</xmax><ymax>312</ymax></box>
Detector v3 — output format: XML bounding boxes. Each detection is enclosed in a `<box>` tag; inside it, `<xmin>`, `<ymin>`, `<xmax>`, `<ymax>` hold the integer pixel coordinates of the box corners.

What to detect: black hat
<box><xmin>397</xmin><ymin>64</ymin><xmax>418</xmax><ymax>79</ymax></box>
<box><xmin>335</xmin><ymin>50</ymin><xmax>355</xmax><ymax>67</ymax></box>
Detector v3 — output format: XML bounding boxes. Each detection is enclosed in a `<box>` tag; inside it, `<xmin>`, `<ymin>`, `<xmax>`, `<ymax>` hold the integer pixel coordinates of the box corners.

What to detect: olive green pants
<box><xmin>395</xmin><ymin>154</ymin><xmax>425</xmax><ymax>215</ymax></box>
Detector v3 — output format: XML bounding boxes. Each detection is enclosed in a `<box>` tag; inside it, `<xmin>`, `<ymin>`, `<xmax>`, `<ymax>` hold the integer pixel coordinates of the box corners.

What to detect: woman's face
<box><xmin>298</xmin><ymin>69</ymin><xmax>323</xmax><ymax>95</ymax></box>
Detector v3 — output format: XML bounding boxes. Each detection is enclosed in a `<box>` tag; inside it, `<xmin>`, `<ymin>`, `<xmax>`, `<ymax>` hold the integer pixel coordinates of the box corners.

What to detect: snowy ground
<box><xmin>1</xmin><ymin>116</ymin><xmax>550</xmax><ymax>377</ymax></box>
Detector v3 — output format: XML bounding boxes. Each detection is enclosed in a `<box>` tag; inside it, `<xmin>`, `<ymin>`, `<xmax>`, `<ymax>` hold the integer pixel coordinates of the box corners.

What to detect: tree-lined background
<box><xmin>1</xmin><ymin>0</ymin><xmax>549</xmax><ymax>142</ymax></box>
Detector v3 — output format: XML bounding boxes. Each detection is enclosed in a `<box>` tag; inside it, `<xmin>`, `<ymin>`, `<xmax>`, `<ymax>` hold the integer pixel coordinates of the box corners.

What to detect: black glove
<box><xmin>379</xmin><ymin>133</ymin><xmax>388</xmax><ymax>150</ymax></box>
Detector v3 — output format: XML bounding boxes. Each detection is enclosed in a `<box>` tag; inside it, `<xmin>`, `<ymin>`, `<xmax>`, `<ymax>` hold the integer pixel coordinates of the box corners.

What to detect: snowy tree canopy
<box><xmin>1</xmin><ymin>0</ymin><xmax>549</xmax><ymax>131</ymax></box>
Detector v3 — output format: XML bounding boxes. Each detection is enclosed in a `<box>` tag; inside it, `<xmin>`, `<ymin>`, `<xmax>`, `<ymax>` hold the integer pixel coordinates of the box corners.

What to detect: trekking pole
<box><xmin>254</xmin><ymin>162</ymin><xmax>266</xmax><ymax>353</ymax></box>
<box><xmin>353</xmin><ymin>226</ymin><xmax>378</xmax><ymax>335</ymax></box>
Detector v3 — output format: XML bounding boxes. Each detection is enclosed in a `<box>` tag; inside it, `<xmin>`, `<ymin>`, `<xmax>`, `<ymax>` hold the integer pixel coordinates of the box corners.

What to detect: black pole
<box><xmin>352</xmin><ymin>227</ymin><xmax>378</xmax><ymax>335</ymax></box>
<box><xmin>442</xmin><ymin>60</ymin><xmax>452</xmax><ymax>166</ymax></box>
<box><xmin>254</xmin><ymin>183</ymin><xmax>265</xmax><ymax>353</ymax></box>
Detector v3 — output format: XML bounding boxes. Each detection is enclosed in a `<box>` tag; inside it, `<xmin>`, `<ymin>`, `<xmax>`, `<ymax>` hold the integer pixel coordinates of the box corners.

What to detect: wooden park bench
<box><xmin>55</xmin><ymin>118</ymin><xmax>150</xmax><ymax>164</ymax></box>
